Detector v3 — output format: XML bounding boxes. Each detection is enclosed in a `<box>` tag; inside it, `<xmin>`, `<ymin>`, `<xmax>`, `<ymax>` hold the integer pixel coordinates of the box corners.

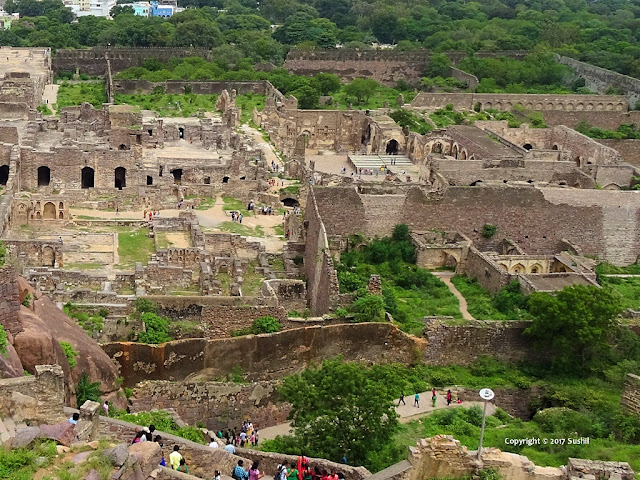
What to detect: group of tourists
<box><xmin>143</xmin><ymin>209</ymin><xmax>161</xmax><ymax>221</ymax></box>
<box><xmin>233</xmin><ymin>455</ymin><xmax>348</xmax><ymax>480</ymax></box>
<box><xmin>230</xmin><ymin>211</ymin><xmax>244</xmax><ymax>223</ymax></box>
<box><xmin>398</xmin><ymin>389</ymin><xmax>461</xmax><ymax>408</ymax></box>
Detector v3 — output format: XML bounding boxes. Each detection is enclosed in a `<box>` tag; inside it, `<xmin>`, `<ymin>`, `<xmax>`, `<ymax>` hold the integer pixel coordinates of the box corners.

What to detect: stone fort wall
<box><xmin>129</xmin><ymin>380</ymin><xmax>290</xmax><ymax>431</ymax></box>
<box><xmin>52</xmin><ymin>47</ymin><xmax>214</xmax><ymax>75</ymax></box>
<box><xmin>113</xmin><ymin>79</ymin><xmax>269</xmax><ymax>96</ymax></box>
<box><xmin>621</xmin><ymin>373</ymin><xmax>640</xmax><ymax>415</ymax></box>
<box><xmin>283</xmin><ymin>50</ymin><xmax>529</xmax><ymax>85</ymax></box>
<box><xmin>557</xmin><ymin>55</ymin><xmax>640</xmax><ymax>107</ymax></box>
<box><xmin>102</xmin><ymin>323</ymin><xmax>425</xmax><ymax>387</ymax></box>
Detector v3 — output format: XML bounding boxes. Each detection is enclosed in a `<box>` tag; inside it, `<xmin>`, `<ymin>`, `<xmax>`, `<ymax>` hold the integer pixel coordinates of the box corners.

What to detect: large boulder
<box><xmin>0</xmin><ymin>330</ymin><xmax>23</xmax><ymax>378</ymax></box>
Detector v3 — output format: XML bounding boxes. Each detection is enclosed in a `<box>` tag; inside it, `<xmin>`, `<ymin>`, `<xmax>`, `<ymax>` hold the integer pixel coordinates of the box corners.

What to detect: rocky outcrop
<box><xmin>0</xmin><ymin>271</ymin><xmax>121</xmax><ymax>404</ymax></box>
<box><xmin>0</xmin><ymin>330</ymin><xmax>23</xmax><ymax>378</ymax></box>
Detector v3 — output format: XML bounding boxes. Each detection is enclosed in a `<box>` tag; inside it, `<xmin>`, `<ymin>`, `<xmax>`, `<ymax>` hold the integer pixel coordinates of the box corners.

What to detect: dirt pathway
<box><xmin>433</xmin><ymin>271</ymin><xmax>475</xmax><ymax>321</ymax></box>
<box><xmin>257</xmin><ymin>393</ymin><xmax>495</xmax><ymax>441</ymax></box>
<box><xmin>42</xmin><ymin>84</ymin><xmax>59</xmax><ymax>114</ymax></box>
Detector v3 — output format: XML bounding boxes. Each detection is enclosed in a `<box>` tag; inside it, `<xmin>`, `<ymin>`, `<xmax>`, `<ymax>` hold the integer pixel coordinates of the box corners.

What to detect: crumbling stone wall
<box><xmin>599</xmin><ymin>139</ymin><xmax>640</xmax><ymax>167</ymax></box>
<box><xmin>457</xmin><ymin>386</ymin><xmax>543</xmax><ymax>420</ymax></box>
<box><xmin>129</xmin><ymin>380</ymin><xmax>290</xmax><ymax>430</ymax></box>
<box><xmin>113</xmin><ymin>79</ymin><xmax>269</xmax><ymax>96</ymax></box>
<box><xmin>0</xmin><ymin>266</ymin><xmax>21</xmax><ymax>336</ymax></box>
<box><xmin>0</xmin><ymin>364</ymin><xmax>65</xmax><ymax>424</ymax></box>
<box><xmin>201</xmin><ymin>305</ymin><xmax>287</xmax><ymax>337</ymax></box>
<box><xmin>101</xmin><ymin>322</ymin><xmax>425</xmax><ymax>386</ymax></box>
<box><xmin>621</xmin><ymin>373</ymin><xmax>640</xmax><ymax>415</ymax></box>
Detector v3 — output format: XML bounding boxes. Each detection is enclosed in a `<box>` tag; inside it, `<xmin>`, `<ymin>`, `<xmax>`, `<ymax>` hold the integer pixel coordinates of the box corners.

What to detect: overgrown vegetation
<box><xmin>389</xmin><ymin>109</ymin><xmax>433</xmax><ymax>135</ymax></box>
<box><xmin>110</xmin><ymin>409</ymin><xmax>205</xmax><ymax>444</ymax></box>
<box><xmin>336</xmin><ymin>224</ymin><xmax>462</xmax><ymax>328</ymax></box>
<box><xmin>114</xmin><ymin>92</ymin><xmax>219</xmax><ymax>117</ymax></box>
<box><xmin>575</xmin><ymin>121</ymin><xmax>640</xmax><ymax>140</ymax></box>
<box><xmin>76</xmin><ymin>372</ymin><xmax>102</xmax><ymax>408</ymax></box>
<box><xmin>63</xmin><ymin>303</ymin><xmax>106</xmax><ymax>335</ymax></box>
<box><xmin>231</xmin><ymin>315</ymin><xmax>283</xmax><ymax>336</ymax></box>
<box><xmin>59</xmin><ymin>341</ymin><xmax>78</xmax><ymax>368</ymax></box>
<box><xmin>117</xmin><ymin>228</ymin><xmax>155</xmax><ymax>268</ymax></box>
<box><xmin>451</xmin><ymin>277</ymin><xmax>531</xmax><ymax>320</ymax></box>
<box><xmin>55</xmin><ymin>82</ymin><xmax>107</xmax><ymax>110</ymax></box>
<box><xmin>0</xmin><ymin>440</ymin><xmax>58</xmax><ymax>479</ymax></box>
<box><xmin>0</xmin><ymin>324</ymin><xmax>7</xmax><ymax>356</ymax></box>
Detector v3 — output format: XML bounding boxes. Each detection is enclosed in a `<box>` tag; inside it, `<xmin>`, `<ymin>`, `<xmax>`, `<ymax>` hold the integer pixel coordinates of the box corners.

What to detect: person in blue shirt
<box><xmin>68</xmin><ymin>412</ymin><xmax>79</xmax><ymax>424</ymax></box>
<box><xmin>233</xmin><ymin>460</ymin><xmax>249</xmax><ymax>480</ymax></box>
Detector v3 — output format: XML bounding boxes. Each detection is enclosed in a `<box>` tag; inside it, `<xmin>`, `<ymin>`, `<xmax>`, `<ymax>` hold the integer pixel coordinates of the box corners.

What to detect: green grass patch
<box><xmin>114</xmin><ymin>93</ymin><xmax>218</xmax><ymax>117</ymax></box>
<box><xmin>195</xmin><ymin>197</ymin><xmax>216</xmax><ymax>210</ymax></box>
<box><xmin>111</xmin><ymin>409</ymin><xmax>205</xmax><ymax>444</ymax></box>
<box><xmin>451</xmin><ymin>275</ymin><xmax>531</xmax><ymax>320</ymax></box>
<box><xmin>242</xmin><ymin>261</ymin><xmax>265</xmax><ymax>296</ymax></box>
<box><xmin>596</xmin><ymin>262</ymin><xmax>640</xmax><ymax>275</ymax></box>
<box><xmin>279</xmin><ymin>184</ymin><xmax>300</xmax><ymax>196</ymax></box>
<box><xmin>222</xmin><ymin>196</ymin><xmax>253</xmax><ymax>216</ymax></box>
<box><xmin>599</xmin><ymin>276</ymin><xmax>640</xmax><ymax>310</ymax></box>
<box><xmin>272</xmin><ymin>225</ymin><xmax>284</xmax><ymax>236</ymax></box>
<box><xmin>56</xmin><ymin>82</ymin><xmax>107</xmax><ymax>109</ymax></box>
<box><xmin>0</xmin><ymin>440</ymin><xmax>58</xmax><ymax>479</ymax></box>
<box><xmin>117</xmin><ymin>228</ymin><xmax>155</xmax><ymax>267</ymax></box>
<box><xmin>217</xmin><ymin>272</ymin><xmax>232</xmax><ymax>295</ymax></box>
<box><xmin>236</xmin><ymin>93</ymin><xmax>265</xmax><ymax>124</ymax></box>
<box><xmin>156</xmin><ymin>233</ymin><xmax>171</xmax><ymax>249</ymax></box>
<box><xmin>388</xmin><ymin>282</ymin><xmax>462</xmax><ymax>320</ymax></box>
<box><xmin>217</xmin><ymin>221</ymin><xmax>264</xmax><ymax>237</ymax></box>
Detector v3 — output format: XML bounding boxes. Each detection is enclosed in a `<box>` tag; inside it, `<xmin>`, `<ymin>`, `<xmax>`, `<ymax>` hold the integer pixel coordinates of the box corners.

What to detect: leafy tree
<box><xmin>110</xmin><ymin>5</ymin><xmax>134</xmax><ymax>17</ymax></box>
<box><xmin>426</xmin><ymin>53</ymin><xmax>451</xmax><ymax>78</ymax></box>
<box><xmin>292</xmin><ymin>85</ymin><xmax>320</xmax><ymax>109</ymax></box>
<box><xmin>344</xmin><ymin>78</ymin><xmax>379</xmax><ymax>104</ymax></box>
<box><xmin>138</xmin><ymin>312</ymin><xmax>172</xmax><ymax>344</ymax></box>
<box><xmin>525</xmin><ymin>285</ymin><xmax>623</xmax><ymax>375</ymax></box>
<box><xmin>279</xmin><ymin>358</ymin><xmax>399</xmax><ymax>466</ymax></box>
<box><xmin>76</xmin><ymin>372</ymin><xmax>102</xmax><ymax>408</ymax></box>
<box><xmin>352</xmin><ymin>294</ymin><xmax>385</xmax><ymax>322</ymax></box>
<box><xmin>134</xmin><ymin>298</ymin><xmax>157</xmax><ymax>314</ymax></box>
<box><xmin>172</xmin><ymin>19</ymin><xmax>223</xmax><ymax>47</ymax></box>
<box><xmin>313</xmin><ymin>72</ymin><xmax>341</xmax><ymax>95</ymax></box>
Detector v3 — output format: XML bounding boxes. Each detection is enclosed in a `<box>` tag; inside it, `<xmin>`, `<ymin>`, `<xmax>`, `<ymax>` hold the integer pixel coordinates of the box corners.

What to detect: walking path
<box><xmin>257</xmin><ymin>392</ymin><xmax>495</xmax><ymax>442</ymax></box>
<box><xmin>433</xmin><ymin>271</ymin><xmax>475</xmax><ymax>321</ymax></box>
<box><xmin>42</xmin><ymin>84</ymin><xmax>59</xmax><ymax>114</ymax></box>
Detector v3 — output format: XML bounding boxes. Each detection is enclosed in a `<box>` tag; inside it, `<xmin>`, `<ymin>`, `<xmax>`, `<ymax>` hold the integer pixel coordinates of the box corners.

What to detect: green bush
<box><xmin>111</xmin><ymin>409</ymin><xmax>205</xmax><ymax>444</ymax></box>
<box><xmin>76</xmin><ymin>372</ymin><xmax>102</xmax><ymax>408</ymax></box>
<box><xmin>482</xmin><ymin>223</ymin><xmax>497</xmax><ymax>238</ymax></box>
<box><xmin>352</xmin><ymin>294</ymin><xmax>385</xmax><ymax>322</ymax></box>
<box><xmin>0</xmin><ymin>323</ymin><xmax>7</xmax><ymax>356</ymax></box>
<box><xmin>138</xmin><ymin>312</ymin><xmax>172</xmax><ymax>344</ymax></box>
<box><xmin>21</xmin><ymin>293</ymin><xmax>31</xmax><ymax>307</ymax></box>
<box><xmin>59</xmin><ymin>341</ymin><xmax>78</xmax><ymax>368</ymax></box>
<box><xmin>251</xmin><ymin>315</ymin><xmax>282</xmax><ymax>334</ymax></box>
<box><xmin>134</xmin><ymin>298</ymin><xmax>157</xmax><ymax>314</ymax></box>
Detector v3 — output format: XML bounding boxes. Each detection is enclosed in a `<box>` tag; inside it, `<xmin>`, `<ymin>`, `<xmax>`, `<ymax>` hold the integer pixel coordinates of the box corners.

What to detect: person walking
<box><xmin>169</xmin><ymin>445</ymin><xmax>182</xmax><ymax>470</ymax></box>
<box><xmin>397</xmin><ymin>392</ymin><xmax>406</xmax><ymax>406</ymax></box>
<box><xmin>446</xmin><ymin>390</ymin><xmax>452</xmax><ymax>406</ymax></box>
<box><xmin>414</xmin><ymin>392</ymin><xmax>419</xmax><ymax>408</ymax></box>
<box><xmin>432</xmin><ymin>391</ymin><xmax>437</xmax><ymax>408</ymax></box>
<box><xmin>249</xmin><ymin>461</ymin><xmax>265</xmax><ymax>480</ymax></box>
<box><xmin>233</xmin><ymin>460</ymin><xmax>249</xmax><ymax>480</ymax></box>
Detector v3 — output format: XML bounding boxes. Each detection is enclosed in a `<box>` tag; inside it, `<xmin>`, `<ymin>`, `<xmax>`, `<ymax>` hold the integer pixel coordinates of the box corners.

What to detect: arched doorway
<box><xmin>118</xmin><ymin>144</ymin><xmax>128</xmax><ymax>150</ymax></box>
<box><xmin>147</xmin><ymin>176</ymin><xmax>153</xmax><ymax>185</ymax></box>
<box><xmin>282</xmin><ymin>198</ymin><xmax>300</xmax><ymax>208</ymax></box>
<box><xmin>42</xmin><ymin>246</ymin><xmax>54</xmax><ymax>266</ymax></box>
<box><xmin>452</xmin><ymin>144</ymin><xmax>458</xmax><ymax>159</ymax></box>
<box><xmin>38</xmin><ymin>166</ymin><xmax>50</xmax><ymax>187</ymax></box>
<box><xmin>431</xmin><ymin>143</ymin><xmax>442</xmax><ymax>154</ymax></box>
<box><xmin>171</xmin><ymin>168</ymin><xmax>183</xmax><ymax>184</ymax></box>
<box><xmin>0</xmin><ymin>165</ymin><xmax>8</xmax><ymax>185</ymax></box>
<box><xmin>552</xmin><ymin>144</ymin><xmax>559</xmax><ymax>150</ymax></box>
<box><xmin>115</xmin><ymin>167</ymin><xmax>126</xmax><ymax>190</ymax></box>
<box><xmin>43</xmin><ymin>202</ymin><xmax>56</xmax><ymax>219</ymax></box>
<box><xmin>222</xmin><ymin>176</ymin><xmax>229</xmax><ymax>184</ymax></box>
<box><xmin>386</xmin><ymin>139</ymin><xmax>399</xmax><ymax>155</ymax></box>
<box><xmin>81</xmin><ymin>167</ymin><xmax>94</xmax><ymax>188</ymax></box>
<box><xmin>523</xmin><ymin>143</ymin><xmax>533</xmax><ymax>150</ymax></box>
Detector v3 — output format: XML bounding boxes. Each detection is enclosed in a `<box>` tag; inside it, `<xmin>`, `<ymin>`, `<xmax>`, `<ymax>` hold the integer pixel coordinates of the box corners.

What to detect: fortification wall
<box><xmin>557</xmin><ymin>55</ymin><xmax>640</xmax><ymax>107</ymax></box>
<box><xmin>541</xmin><ymin>110</ymin><xmax>640</xmax><ymax>129</ymax></box>
<box><xmin>410</xmin><ymin>92</ymin><xmax>627</xmax><ymax>112</ymax></box>
<box><xmin>129</xmin><ymin>380</ymin><xmax>290</xmax><ymax>431</ymax></box>
<box><xmin>101</xmin><ymin>323</ymin><xmax>423</xmax><ymax>387</ymax></box>
<box><xmin>52</xmin><ymin>47</ymin><xmax>213</xmax><ymax>75</ymax></box>
<box><xmin>423</xmin><ymin>320</ymin><xmax>539</xmax><ymax>365</ymax></box>
<box><xmin>598</xmin><ymin>139</ymin><xmax>640</xmax><ymax>167</ymax></box>
<box><xmin>0</xmin><ymin>266</ymin><xmax>21</xmax><ymax>336</ymax></box>
<box><xmin>113</xmin><ymin>79</ymin><xmax>268</xmax><ymax>96</ymax></box>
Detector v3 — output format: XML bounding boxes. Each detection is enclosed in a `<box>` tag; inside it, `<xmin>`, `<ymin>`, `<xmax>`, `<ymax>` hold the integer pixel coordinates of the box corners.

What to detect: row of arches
<box><xmin>480</xmin><ymin>101</ymin><xmax>624</xmax><ymax>112</ymax></box>
<box><xmin>36</xmin><ymin>166</ymin><xmax>128</xmax><ymax>190</ymax></box>
<box><xmin>498</xmin><ymin>263</ymin><xmax>543</xmax><ymax>274</ymax></box>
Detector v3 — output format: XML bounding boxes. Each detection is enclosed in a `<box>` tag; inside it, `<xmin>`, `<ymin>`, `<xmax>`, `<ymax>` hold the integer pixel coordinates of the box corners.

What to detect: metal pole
<box><xmin>477</xmin><ymin>399</ymin><xmax>487</xmax><ymax>459</ymax></box>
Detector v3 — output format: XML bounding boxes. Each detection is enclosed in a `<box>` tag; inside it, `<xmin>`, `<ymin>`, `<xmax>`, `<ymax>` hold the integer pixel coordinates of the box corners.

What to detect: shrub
<box><xmin>138</xmin><ymin>312</ymin><xmax>172</xmax><ymax>344</ymax></box>
<box><xmin>0</xmin><ymin>323</ymin><xmax>6</xmax><ymax>356</ymax></box>
<box><xmin>21</xmin><ymin>293</ymin><xmax>31</xmax><ymax>307</ymax></box>
<box><xmin>335</xmin><ymin>307</ymin><xmax>348</xmax><ymax>318</ymax></box>
<box><xmin>134</xmin><ymin>298</ymin><xmax>157</xmax><ymax>314</ymax></box>
<box><xmin>352</xmin><ymin>294</ymin><xmax>385</xmax><ymax>322</ymax></box>
<box><xmin>482</xmin><ymin>223</ymin><xmax>497</xmax><ymax>238</ymax></box>
<box><xmin>59</xmin><ymin>341</ymin><xmax>78</xmax><ymax>368</ymax></box>
<box><xmin>76</xmin><ymin>372</ymin><xmax>102</xmax><ymax>408</ymax></box>
<box><xmin>251</xmin><ymin>315</ymin><xmax>282</xmax><ymax>334</ymax></box>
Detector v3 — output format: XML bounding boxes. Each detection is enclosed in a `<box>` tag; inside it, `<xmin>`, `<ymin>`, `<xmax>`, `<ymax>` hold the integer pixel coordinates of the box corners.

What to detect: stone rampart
<box><xmin>598</xmin><ymin>139</ymin><xmax>640</xmax><ymax>167</ymax></box>
<box><xmin>113</xmin><ymin>79</ymin><xmax>269</xmax><ymax>96</ymax></box>
<box><xmin>542</xmin><ymin>109</ymin><xmax>640</xmax><ymax>129</ymax></box>
<box><xmin>557</xmin><ymin>55</ymin><xmax>640</xmax><ymax>107</ymax></box>
<box><xmin>101</xmin><ymin>323</ymin><xmax>425</xmax><ymax>387</ymax></box>
<box><xmin>52</xmin><ymin>47</ymin><xmax>214</xmax><ymax>76</ymax></box>
<box><xmin>621</xmin><ymin>372</ymin><xmax>640</xmax><ymax>415</ymax></box>
<box><xmin>0</xmin><ymin>365</ymin><xmax>65</xmax><ymax>424</ymax></box>
<box><xmin>129</xmin><ymin>380</ymin><xmax>290</xmax><ymax>431</ymax></box>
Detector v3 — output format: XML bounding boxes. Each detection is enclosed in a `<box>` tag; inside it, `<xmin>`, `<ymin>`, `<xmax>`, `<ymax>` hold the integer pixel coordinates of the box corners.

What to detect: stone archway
<box><xmin>43</xmin><ymin>202</ymin><xmax>56</xmax><ymax>219</ymax></box>
<box><xmin>523</xmin><ymin>143</ymin><xmax>533</xmax><ymax>150</ymax></box>
<box><xmin>42</xmin><ymin>246</ymin><xmax>55</xmax><ymax>266</ymax></box>
<box><xmin>511</xmin><ymin>263</ymin><xmax>525</xmax><ymax>274</ymax></box>
<box><xmin>38</xmin><ymin>166</ymin><xmax>50</xmax><ymax>187</ymax></box>
<box><xmin>81</xmin><ymin>167</ymin><xmax>94</xmax><ymax>188</ymax></box>
<box><xmin>386</xmin><ymin>139</ymin><xmax>399</xmax><ymax>155</ymax></box>
<box><xmin>431</xmin><ymin>142</ymin><xmax>442</xmax><ymax>154</ymax></box>
<box><xmin>115</xmin><ymin>167</ymin><xmax>126</xmax><ymax>190</ymax></box>
<box><xmin>0</xmin><ymin>165</ymin><xmax>8</xmax><ymax>185</ymax></box>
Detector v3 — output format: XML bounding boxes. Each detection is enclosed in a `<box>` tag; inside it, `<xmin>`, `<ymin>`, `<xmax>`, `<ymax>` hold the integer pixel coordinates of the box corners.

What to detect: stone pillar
<box><xmin>76</xmin><ymin>400</ymin><xmax>101</xmax><ymax>441</ymax></box>
<box><xmin>367</xmin><ymin>275</ymin><xmax>382</xmax><ymax>296</ymax></box>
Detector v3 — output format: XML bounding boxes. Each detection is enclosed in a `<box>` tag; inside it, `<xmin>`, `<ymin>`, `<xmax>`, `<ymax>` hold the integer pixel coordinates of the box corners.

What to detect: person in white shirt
<box><xmin>209</xmin><ymin>440</ymin><xmax>219</xmax><ymax>448</ymax></box>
